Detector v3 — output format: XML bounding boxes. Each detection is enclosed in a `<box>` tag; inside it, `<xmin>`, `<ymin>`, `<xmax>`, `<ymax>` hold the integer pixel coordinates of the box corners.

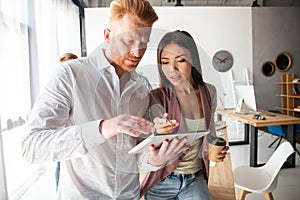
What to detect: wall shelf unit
<box><xmin>276</xmin><ymin>74</ymin><xmax>300</xmax><ymax>116</ymax></box>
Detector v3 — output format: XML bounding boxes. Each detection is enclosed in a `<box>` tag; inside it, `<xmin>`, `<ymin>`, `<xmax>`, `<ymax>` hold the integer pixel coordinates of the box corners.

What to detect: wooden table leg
<box><xmin>283</xmin><ymin>124</ymin><xmax>296</xmax><ymax>168</ymax></box>
<box><xmin>217</xmin><ymin>113</ymin><xmax>222</xmax><ymax>121</ymax></box>
<box><xmin>229</xmin><ymin>124</ymin><xmax>250</xmax><ymax>146</ymax></box>
<box><xmin>250</xmin><ymin>126</ymin><xmax>258</xmax><ymax>167</ymax></box>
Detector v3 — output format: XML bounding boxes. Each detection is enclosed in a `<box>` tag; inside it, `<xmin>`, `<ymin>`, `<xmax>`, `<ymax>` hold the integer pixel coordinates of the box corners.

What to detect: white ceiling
<box><xmin>86</xmin><ymin>0</ymin><xmax>300</xmax><ymax>7</ymax></box>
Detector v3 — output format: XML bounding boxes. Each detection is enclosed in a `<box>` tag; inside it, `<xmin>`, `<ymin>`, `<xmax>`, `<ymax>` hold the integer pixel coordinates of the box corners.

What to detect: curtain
<box><xmin>0</xmin><ymin>0</ymin><xmax>81</xmax><ymax>198</ymax></box>
<box><xmin>0</xmin><ymin>0</ymin><xmax>80</xmax><ymax>131</ymax></box>
<box><xmin>0</xmin><ymin>0</ymin><xmax>30</xmax><ymax>130</ymax></box>
<box><xmin>33</xmin><ymin>0</ymin><xmax>81</xmax><ymax>93</ymax></box>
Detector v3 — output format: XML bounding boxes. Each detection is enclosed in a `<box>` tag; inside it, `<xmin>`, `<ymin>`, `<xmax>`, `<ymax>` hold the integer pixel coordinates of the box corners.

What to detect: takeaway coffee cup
<box><xmin>208</xmin><ymin>135</ymin><xmax>227</xmax><ymax>162</ymax></box>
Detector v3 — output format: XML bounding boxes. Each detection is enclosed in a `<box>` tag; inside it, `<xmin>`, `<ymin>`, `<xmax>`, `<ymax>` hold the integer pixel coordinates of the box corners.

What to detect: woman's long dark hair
<box><xmin>157</xmin><ymin>30</ymin><xmax>204</xmax><ymax>89</ymax></box>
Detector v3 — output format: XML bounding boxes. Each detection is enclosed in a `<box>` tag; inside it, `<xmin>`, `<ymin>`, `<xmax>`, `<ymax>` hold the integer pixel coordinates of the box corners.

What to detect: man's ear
<box><xmin>104</xmin><ymin>28</ymin><xmax>111</xmax><ymax>41</ymax></box>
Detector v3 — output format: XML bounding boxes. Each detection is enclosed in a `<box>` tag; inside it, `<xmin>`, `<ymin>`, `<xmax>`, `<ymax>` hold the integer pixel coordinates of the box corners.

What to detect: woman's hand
<box><xmin>148</xmin><ymin>136</ymin><xmax>190</xmax><ymax>166</ymax></box>
<box><xmin>216</xmin><ymin>146</ymin><xmax>230</xmax><ymax>162</ymax></box>
<box><xmin>153</xmin><ymin>113</ymin><xmax>179</xmax><ymax>134</ymax></box>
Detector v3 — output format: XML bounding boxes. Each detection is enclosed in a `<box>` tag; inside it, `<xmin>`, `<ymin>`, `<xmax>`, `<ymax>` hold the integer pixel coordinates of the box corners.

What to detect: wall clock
<box><xmin>275</xmin><ymin>52</ymin><xmax>292</xmax><ymax>72</ymax></box>
<box><xmin>212</xmin><ymin>50</ymin><xmax>234</xmax><ymax>72</ymax></box>
<box><xmin>261</xmin><ymin>61</ymin><xmax>275</xmax><ymax>77</ymax></box>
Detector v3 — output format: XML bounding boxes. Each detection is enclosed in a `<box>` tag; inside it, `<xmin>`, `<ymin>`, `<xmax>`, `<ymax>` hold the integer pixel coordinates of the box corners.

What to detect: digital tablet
<box><xmin>128</xmin><ymin>130</ymin><xmax>210</xmax><ymax>154</ymax></box>
<box><xmin>215</xmin><ymin>124</ymin><xmax>228</xmax><ymax>131</ymax></box>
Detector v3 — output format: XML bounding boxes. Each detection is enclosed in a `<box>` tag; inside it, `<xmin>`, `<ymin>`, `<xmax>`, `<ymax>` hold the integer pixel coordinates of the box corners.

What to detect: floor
<box><xmin>2</xmin><ymin>121</ymin><xmax>300</xmax><ymax>199</ymax></box>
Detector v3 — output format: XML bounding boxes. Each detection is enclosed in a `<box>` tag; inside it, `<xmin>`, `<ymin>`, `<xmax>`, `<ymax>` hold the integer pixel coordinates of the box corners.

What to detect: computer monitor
<box><xmin>234</xmin><ymin>85</ymin><xmax>257</xmax><ymax>112</ymax></box>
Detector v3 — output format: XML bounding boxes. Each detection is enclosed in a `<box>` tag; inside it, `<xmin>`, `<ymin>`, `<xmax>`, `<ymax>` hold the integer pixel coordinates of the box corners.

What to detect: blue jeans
<box><xmin>55</xmin><ymin>162</ymin><xmax>60</xmax><ymax>191</ymax></box>
<box><xmin>144</xmin><ymin>170</ymin><xmax>211</xmax><ymax>200</ymax></box>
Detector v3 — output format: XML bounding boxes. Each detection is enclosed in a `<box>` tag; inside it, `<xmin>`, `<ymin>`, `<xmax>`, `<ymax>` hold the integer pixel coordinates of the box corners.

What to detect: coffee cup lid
<box><xmin>208</xmin><ymin>135</ymin><xmax>226</xmax><ymax>146</ymax></box>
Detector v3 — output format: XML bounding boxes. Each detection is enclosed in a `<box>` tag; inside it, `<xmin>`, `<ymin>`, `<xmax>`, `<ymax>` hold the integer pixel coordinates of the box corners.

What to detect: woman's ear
<box><xmin>104</xmin><ymin>28</ymin><xmax>111</xmax><ymax>41</ymax></box>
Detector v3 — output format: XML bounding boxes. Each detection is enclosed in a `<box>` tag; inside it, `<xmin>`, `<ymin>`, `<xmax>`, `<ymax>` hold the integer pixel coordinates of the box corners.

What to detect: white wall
<box><xmin>85</xmin><ymin>7</ymin><xmax>252</xmax><ymax>108</ymax></box>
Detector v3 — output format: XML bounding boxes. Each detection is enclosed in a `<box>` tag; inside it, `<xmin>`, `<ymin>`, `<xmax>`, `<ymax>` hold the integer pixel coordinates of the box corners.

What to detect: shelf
<box><xmin>276</xmin><ymin>74</ymin><xmax>298</xmax><ymax>117</ymax></box>
<box><xmin>276</xmin><ymin>94</ymin><xmax>300</xmax><ymax>98</ymax></box>
<box><xmin>276</xmin><ymin>107</ymin><xmax>296</xmax><ymax>112</ymax></box>
<box><xmin>275</xmin><ymin>82</ymin><xmax>300</xmax><ymax>85</ymax></box>
<box><xmin>294</xmin><ymin>108</ymin><xmax>300</xmax><ymax>112</ymax></box>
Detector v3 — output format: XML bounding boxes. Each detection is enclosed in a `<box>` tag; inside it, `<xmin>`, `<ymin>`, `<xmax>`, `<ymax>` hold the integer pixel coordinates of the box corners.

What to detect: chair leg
<box><xmin>236</xmin><ymin>189</ymin><xmax>250</xmax><ymax>200</ymax></box>
<box><xmin>275</xmin><ymin>137</ymin><xmax>283</xmax><ymax>149</ymax></box>
<box><xmin>268</xmin><ymin>137</ymin><xmax>279</xmax><ymax>148</ymax></box>
<box><xmin>261</xmin><ymin>192</ymin><xmax>274</xmax><ymax>200</ymax></box>
<box><xmin>295</xmin><ymin>147</ymin><xmax>300</xmax><ymax>156</ymax></box>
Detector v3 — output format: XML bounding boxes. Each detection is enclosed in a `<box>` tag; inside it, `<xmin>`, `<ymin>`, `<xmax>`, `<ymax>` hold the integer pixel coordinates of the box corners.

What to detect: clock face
<box><xmin>212</xmin><ymin>50</ymin><xmax>234</xmax><ymax>72</ymax></box>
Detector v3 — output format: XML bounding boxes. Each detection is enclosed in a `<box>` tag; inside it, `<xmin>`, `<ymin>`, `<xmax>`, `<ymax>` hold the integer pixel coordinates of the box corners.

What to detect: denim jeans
<box><xmin>144</xmin><ymin>170</ymin><xmax>211</xmax><ymax>200</ymax></box>
<box><xmin>55</xmin><ymin>162</ymin><xmax>60</xmax><ymax>191</ymax></box>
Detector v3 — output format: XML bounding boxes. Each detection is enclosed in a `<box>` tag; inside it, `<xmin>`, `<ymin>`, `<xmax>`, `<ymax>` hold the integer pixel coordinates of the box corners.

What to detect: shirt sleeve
<box><xmin>21</xmin><ymin>65</ymin><xmax>105</xmax><ymax>164</ymax></box>
<box><xmin>208</xmin><ymin>84</ymin><xmax>217</xmax><ymax>135</ymax></box>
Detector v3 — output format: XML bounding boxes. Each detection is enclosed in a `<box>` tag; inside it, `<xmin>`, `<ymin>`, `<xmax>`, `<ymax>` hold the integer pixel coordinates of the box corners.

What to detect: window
<box><xmin>0</xmin><ymin>0</ymin><xmax>30</xmax><ymax>131</ymax></box>
<box><xmin>0</xmin><ymin>0</ymin><xmax>80</xmax><ymax>198</ymax></box>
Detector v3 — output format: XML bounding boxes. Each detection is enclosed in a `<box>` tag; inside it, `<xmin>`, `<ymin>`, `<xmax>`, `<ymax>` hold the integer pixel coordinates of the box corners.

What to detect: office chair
<box><xmin>234</xmin><ymin>141</ymin><xmax>295</xmax><ymax>200</ymax></box>
<box><xmin>267</xmin><ymin>110</ymin><xmax>300</xmax><ymax>156</ymax></box>
<box><xmin>267</xmin><ymin>110</ymin><xmax>287</xmax><ymax>149</ymax></box>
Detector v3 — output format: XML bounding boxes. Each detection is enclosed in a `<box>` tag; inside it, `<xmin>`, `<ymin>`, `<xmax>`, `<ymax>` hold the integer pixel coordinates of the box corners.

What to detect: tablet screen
<box><xmin>128</xmin><ymin>130</ymin><xmax>210</xmax><ymax>154</ymax></box>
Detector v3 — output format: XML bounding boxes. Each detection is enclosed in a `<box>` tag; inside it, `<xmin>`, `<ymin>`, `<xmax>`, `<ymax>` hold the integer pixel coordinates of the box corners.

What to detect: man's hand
<box><xmin>153</xmin><ymin>113</ymin><xmax>179</xmax><ymax>134</ymax></box>
<box><xmin>99</xmin><ymin>114</ymin><xmax>155</xmax><ymax>139</ymax></box>
<box><xmin>148</xmin><ymin>137</ymin><xmax>190</xmax><ymax>166</ymax></box>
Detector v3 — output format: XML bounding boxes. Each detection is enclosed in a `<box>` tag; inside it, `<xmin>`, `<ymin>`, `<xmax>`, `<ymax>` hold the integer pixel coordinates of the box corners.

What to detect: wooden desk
<box><xmin>208</xmin><ymin>121</ymin><xmax>235</xmax><ymax>200</ymax></box>
<box><xmin>216</xmin><ymin>108</ymin><xmax>300</xmax><ymax>168</ymax></box>
<box><xmin>216</xmin><ymin>108</ymin><xmax>250</xmax><ymax>146</ymax></box>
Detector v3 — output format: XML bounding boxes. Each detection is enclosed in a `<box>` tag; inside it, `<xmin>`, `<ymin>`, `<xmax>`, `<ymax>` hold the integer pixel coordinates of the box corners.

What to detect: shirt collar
<box><xmin>87</xmin><ymin>43</ymin><xmax>111</xmax><ymax>71</ymax></box>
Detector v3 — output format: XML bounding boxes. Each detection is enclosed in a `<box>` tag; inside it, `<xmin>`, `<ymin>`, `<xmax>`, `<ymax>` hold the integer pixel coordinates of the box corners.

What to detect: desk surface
<box><xmin>208</xmin><ymin>121</ymin><xmax>235</xmax><ymax>200</ymax></box>
<box><xmin>216</xmin><ymin>108</ymin><xmax>300</xmax><ymax>127</ymax></box>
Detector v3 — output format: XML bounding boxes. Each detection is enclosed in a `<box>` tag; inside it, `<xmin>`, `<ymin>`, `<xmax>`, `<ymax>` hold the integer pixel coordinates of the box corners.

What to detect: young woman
<box><xmin>141</xmin><ymin>30</ymin><xmax>229</xmax><ymax>200</ymax></box>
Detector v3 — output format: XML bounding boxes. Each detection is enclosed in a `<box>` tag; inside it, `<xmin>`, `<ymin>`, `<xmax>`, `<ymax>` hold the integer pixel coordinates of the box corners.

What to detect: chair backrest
<box><xmin>262</xmin><ymin>141</ymin><xmax>294</xmax><ymax>185</ymax></box>
<box><xmin>268</xmin><ymin>109</ymin><xmax>282</xmax><ymax>114</ymax></box>
<box><xmin>296</xmin><ymin>124</ymin><xmax>300</xmax><ymax>134</ymax></box>
<box><xmin>267</xmin><ymin>125</ymin><xmax>287</xmax><ymax>136</ymax></box>
<box><xmin>267</xmin><ymin>110</ymin><xmax>287</xmax><ymax>136</ymax></box>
